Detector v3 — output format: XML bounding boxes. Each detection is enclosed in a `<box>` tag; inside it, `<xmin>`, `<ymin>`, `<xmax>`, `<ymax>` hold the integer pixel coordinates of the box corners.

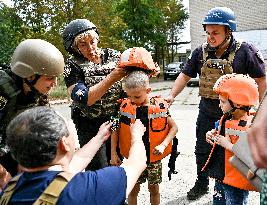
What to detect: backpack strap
<box><xmin>33</xmin><ymin>172</ymin><xmax>75</xmax><ymax>205</ymax></box>
<box><xmin>0</xmin><ymin>174</ymin><xmax>22</xmax><ymax>205</ymax></box>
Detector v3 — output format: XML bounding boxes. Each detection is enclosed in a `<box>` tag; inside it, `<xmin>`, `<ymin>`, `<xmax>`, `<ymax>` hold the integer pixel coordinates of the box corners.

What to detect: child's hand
<box><xmin>206</xmin><ymin>129</ymin><xmax>217</xmax><ymax>145</ymax></box>
<box><xmin>110</xmin><ymin>153</ymin><xmax>122</xmax><ymax>166</ymax></box>
<box><xmin>153</xmin><ymin>144</ymin><xmax>166</xmax><ymax>155</ymax></box>
<box><xmin>214</xmin><ymin>135</ymin><xmax>233</xmax><ymax>151</ymax></box>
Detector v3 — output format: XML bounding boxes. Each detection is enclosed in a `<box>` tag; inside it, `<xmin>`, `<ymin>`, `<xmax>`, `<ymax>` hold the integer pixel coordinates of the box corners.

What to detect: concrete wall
<box><xmin>189</xmin><ymin>0</ymin><xmax>267</xmax><ymax>50</ymax></box>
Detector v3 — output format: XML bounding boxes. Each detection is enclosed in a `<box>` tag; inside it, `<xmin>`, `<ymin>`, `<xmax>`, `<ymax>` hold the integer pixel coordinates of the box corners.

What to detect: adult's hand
<box><xmin>0</xmin><ymin>164</ymin><xmax>11</xmax><ymax>191</ymax></box>
<box><xmin>247</xmin><ymin>95</ymin><xmax>267</xmax><ymax>168</ymax></box>
<box><xmin>130</xmin><ymin>119</ymin><xmax>146</xmax><ymax>143</ymax></box>
<box><xmin>96</xmin><ymin>121</ymin><xmax>113</xmax><ymax>143</ymax></box>
<box><xmin>109</xmin><ymin>66</ymin><xmax>127</xmax><ymax>82</ymax></box>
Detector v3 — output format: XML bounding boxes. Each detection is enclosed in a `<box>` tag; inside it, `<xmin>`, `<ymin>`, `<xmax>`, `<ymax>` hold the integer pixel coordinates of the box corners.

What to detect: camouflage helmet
<box><xmin>62</xmin><ymin>19</ymin><xmax>98</xmax><ymax>54</ymax></box>
<box><xmin>203</xmin><ymin>7</ymin><xmax>237</xmax><ymax>32</ymax></box>
<box><xmin>11</xmin><ymin>39</ymin><xmax>64</xmax><ymax>78</ymax></box>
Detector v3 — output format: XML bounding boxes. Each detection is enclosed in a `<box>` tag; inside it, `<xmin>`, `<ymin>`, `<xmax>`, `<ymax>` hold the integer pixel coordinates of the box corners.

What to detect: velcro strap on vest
<box><xmin>225</xmin><ymin>128</ymin><xmax>247</xmax><ymax>138</ymax></box>
<box><xmin>148</xmin><ymin>111</ymin><xmax>168</xmax><ymax>119</ymax></box>
<box><xmin>33</xmin><ymin>172</ymin><xmax>74</xmax><ymax>205</ymax></box>
<box><xmin>120</xmin><ymin>111</ymin><xmax>136</xmax><ymax>119</ymax></box>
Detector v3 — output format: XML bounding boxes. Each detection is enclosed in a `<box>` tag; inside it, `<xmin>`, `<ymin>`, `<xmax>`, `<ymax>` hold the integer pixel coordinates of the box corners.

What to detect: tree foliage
<box><xmin>0</xmin><ymin>0</ymin><xmax>188</xmax><ymax>64</ymax></box>
<box><xmin>0</xmin><ymin>2</ymin><xmax>25</xmax><ymax>63</ymax></box>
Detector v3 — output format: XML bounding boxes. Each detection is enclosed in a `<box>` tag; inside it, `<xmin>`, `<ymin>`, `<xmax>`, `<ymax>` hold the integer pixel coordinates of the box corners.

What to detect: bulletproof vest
<box><xmin>0</xmin><ymin>69</ymin><xmax>49</xmax><ymax>155</ymax></box>
<box><xmin>0</xmin><ymin>172</ymin><xmax>74</xmax><ymax>205</ymax></box>
<box><xmin>199</xmin><ymin>40</ymin><xmax>243</xmax><ymax>99</ymax></box>
<box><xmin>0</xmin><ymin>69</ymin><xmax>20</xmax><ymax>154</ymax></box>
<box><xmin>71</xmin><ymin>48</ymin><xmax>122</xmax><ymax>119</ymax></box>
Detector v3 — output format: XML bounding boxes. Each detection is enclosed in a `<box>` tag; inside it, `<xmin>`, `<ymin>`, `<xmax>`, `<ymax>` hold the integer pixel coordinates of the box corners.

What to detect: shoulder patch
<box><xmin>256</xmin><ymin>50</ymin><xmax>265</xmax><ymax>63</ymax></box>
<box><xmin>0</xmin><ymin>96</ymin><xmax>7</xmax><ymax>110</ymax></box>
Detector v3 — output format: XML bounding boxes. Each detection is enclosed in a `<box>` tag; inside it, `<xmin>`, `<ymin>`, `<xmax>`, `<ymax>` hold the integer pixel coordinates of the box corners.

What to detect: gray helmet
<box><xmin>202</xmin><ymin>7</ymin><xmax>237</xmax><ymax>32</ymax></box>
<box><xmin>62</xmin><ymin>19</ymin><xmax>98</xmax><ymax>55</ymax></box>
<box><xmin>11</xmin><ymin>39</ymin><xmax>65</xmax><ymax>78</ymax></box>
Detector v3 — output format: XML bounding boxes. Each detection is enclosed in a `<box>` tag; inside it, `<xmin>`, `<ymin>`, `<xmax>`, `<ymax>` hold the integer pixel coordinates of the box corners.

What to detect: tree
<box><xmin>0</xmin><ymin>2</ymin><xmax>25</xmax><ymax>64</ymax></box>
<box><xmin>115</xmin><ymin>0</ymin><xmax>188</xmax><ymax>64</ymax></box>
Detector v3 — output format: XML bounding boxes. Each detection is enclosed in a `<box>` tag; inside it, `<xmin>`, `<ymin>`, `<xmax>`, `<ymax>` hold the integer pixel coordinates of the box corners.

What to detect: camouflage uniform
<box><xmin>137</xmin><ymin>161</ymin><xmax>162</xmax><ymax>185</ymax></box>
<box><xmin>0</xmin><ymin>67</ymin><xmax>48</xmax><ymax>176</ymax></box>
<box><xmin>64</xmin><ymin>48</ymin><xmax>124</xmax><ymax>171</ymax></box>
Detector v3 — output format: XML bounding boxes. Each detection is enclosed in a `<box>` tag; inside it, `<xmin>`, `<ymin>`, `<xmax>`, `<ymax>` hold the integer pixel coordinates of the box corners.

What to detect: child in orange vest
<box><xmin>203</xmin><ymin>73</ymin><xmax>259</xmax><ymax>204</ymax></box>
<box><xmin>110</xmin><ymin>47</ymin><xmax>178</xmax><ymax>205</ymax></box>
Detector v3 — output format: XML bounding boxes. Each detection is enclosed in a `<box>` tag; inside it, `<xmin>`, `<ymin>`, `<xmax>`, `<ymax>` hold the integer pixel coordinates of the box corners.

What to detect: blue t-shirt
<box><xmin>5</xmin><ymin>166</ymin><xmax>127</xmax><ymax>205</ymax></box>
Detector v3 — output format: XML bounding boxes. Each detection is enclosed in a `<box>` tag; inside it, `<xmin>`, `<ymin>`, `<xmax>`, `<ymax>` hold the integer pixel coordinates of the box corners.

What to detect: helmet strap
<box><xmin>207</xmin><ymin>28</ymin><xmax>232</xmax><ymax>53</ymax></box>
<box><xmin>24</xmin><ymin>75</ymin><xmax>42</xmax><ymax>95</ymax></box>
<box><xmin>223</xmin><ymin>99</ymin><xmax>236</xmax><ymax>116</ymax></box>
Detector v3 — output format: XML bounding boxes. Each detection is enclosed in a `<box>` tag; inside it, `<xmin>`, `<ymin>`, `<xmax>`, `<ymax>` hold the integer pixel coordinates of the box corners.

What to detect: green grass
<box><xmin>49</xmin><ymin>76</ymin><xmax>69</xmax><ymax>101</ymax></box>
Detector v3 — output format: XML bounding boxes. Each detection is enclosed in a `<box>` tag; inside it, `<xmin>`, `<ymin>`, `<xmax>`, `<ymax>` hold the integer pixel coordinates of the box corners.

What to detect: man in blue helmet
<box><xmin>167</xmin><ymin>7</ymin><xmax>266</xmax><ymax>201</ymax></box>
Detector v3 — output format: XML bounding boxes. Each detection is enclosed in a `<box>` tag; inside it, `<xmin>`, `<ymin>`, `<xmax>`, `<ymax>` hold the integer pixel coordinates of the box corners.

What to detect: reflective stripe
<box><xmin>225</xmin><ymin>128</ymin><xmax>247</xmax><ymax>138</ymax></box>
<box><xmin>120</xmin><ymin>111</ymin><xmax>168</xmax><ymax>119</ymax></box>
<box><xmin>148</xmin><ymin>112</ymin><xmax>168</xmax><ymax>119</ymax></box>
<box><xmin>120</xmin><ymin>111</ymin><xmax>136</xmax><ymax>119</ymax></box>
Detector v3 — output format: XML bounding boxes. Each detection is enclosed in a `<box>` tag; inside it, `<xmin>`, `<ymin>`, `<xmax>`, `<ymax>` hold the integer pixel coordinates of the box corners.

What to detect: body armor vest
<box><xmin>0</xmin><ymin>69</ymin><xmax>47</xmax><ymax>155</ymax></box>
<box><xmin>70</xmin><ymin>48</ymin><xmax>122</xmax><ymax>119</ymax></box>
<box><xmin>0</xmin><ymin>172</ymin><xmax>74</xmax><ymax>205</ymax></box>
<box><xmin>199</xmin><ymin>39</ymin><xmax>243</xmax><ymax>99</ymax></box>
<box><xmin>119</xmin><ymin>97</ymin><xmax>172</xmax><ymax>163</ymax></box>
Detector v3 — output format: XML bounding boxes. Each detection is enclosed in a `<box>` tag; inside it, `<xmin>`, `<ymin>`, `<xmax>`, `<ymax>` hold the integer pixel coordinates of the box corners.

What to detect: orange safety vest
<box><xmin>203</xmin><ymin>114</ymin><xmax>257</xmax><ymax>191</ymax></box>
<box><xmin>119</xmin><ymin>97</ymin><xmax>172</xmax><ymax>163</ymax></box>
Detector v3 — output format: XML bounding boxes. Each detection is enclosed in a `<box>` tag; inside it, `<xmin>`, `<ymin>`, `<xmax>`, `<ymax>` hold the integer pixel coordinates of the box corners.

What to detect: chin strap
<box><xmin>207</xmin><ymin>32</ymin><xmax>232</xmax><ymax>52</ymax></box>
<box><xmin>23</xmin><ymin>75</ymin><xmax>48</xmax><ymax>105</ymax></box>
<box><xmin>224</xmin><ymin>100</ymin><xmax>251</xmax><ymax>116</ymax></box>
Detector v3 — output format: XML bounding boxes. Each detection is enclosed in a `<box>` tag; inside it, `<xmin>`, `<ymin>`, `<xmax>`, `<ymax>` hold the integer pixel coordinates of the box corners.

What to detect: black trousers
<box><xmin>72</xmin><ymin>109</ymin><xmax>110</xmax><ymax>171</ymax></box>
<box><xmin>195</xmin><ymin>111</ymin><xmax>220</xmax><ymax>185</ymax></box>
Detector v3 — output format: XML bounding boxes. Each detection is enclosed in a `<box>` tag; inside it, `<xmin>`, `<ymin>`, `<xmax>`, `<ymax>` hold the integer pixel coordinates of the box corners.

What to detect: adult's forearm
<box><xmin>169</xmin><ymin>73</ymin><xmax>191</xmax><ymax>98</ymax></box>
<box><xmin>254</xmin><ymin>76</ymin><xmax>266</xmax><ymax>100</ymax></box>
<box><xmin>121</xmin><ymin>140</ymin><xmax>147</xmax><ymax>196</ymax></box>
<box><xmin>69</xmin><ymin>134</ymin><xmax>104</xmax><ymax>173</ymax></box>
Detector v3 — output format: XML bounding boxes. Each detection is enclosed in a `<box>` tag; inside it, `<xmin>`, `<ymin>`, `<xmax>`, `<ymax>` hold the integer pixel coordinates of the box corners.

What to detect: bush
<box><xmin>49</xmin><ymin>75</ymin><xmax>69</xmax><ymax>100</ymax></box>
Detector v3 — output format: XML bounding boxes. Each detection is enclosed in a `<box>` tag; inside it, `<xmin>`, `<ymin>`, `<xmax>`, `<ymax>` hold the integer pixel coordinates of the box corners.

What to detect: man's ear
<box><xmin>59</xmin><ymin>136</ymin><xmax>71</xmax><ymax>152</ymax></box>
<box><xmin>147</xmin><ymin>87</ymin><xmax>152</xmax><ymax>94</ymax></box>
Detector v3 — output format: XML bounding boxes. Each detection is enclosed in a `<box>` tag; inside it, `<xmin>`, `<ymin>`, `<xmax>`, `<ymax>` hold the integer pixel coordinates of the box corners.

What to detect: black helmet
<box><xmin>62</xmin><ymin>19</ymin><xmax>98</xmax><ymax>54</ymax></box>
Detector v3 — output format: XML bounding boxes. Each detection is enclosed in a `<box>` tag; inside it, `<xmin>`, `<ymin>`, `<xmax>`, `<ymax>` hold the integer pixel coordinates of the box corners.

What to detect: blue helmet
<box><xmin>202</xmin><ymin>7</ymin><xmax>237</xmax><ymax>32</ymax></box>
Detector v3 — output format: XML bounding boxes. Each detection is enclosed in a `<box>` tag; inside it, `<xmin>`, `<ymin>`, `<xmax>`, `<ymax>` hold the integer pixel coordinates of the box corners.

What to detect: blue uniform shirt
<box><xmin>5</xmin><ymin>167</ymin><xmax>127</xmax><ymax>205</ymax></box>
<box><xmin>182</xmin><ymin>37</ymin><xmax>266</xmax><ymax>117</ymax></box>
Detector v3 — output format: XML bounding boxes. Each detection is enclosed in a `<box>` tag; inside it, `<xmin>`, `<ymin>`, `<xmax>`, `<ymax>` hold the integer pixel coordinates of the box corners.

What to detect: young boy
<box><xmin>110</xmin><ymin>47</ymin><xmax>178</xmax><ymax>205</ymax></box>
<box><xmin>203</xmin><ymin>73</ymin><xmax>259</xmax><ymax>204</ymax></box>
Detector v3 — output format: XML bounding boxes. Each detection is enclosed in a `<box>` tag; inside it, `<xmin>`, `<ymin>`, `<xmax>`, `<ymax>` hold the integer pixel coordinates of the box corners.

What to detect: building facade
<box><xmin>189</xmin><ymin>0</ymin><xmax>267</xmax><ymax>61</ymax></box>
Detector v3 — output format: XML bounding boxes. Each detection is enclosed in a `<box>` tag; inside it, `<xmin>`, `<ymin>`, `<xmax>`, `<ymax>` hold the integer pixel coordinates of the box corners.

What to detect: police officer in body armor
<box><xmin>166</xmin><ymin>7</ymin><xmax>266</xmax><ymax>200</ymax></box>
<box><xmin>0</xmin><ymin>39</ymin><xmax>65</xmax><ymax>187</ymax></box>
<box><xmin>62</xmin><ymin>19</ymin><xmax>125</xmax><ymax>171</ymax></box>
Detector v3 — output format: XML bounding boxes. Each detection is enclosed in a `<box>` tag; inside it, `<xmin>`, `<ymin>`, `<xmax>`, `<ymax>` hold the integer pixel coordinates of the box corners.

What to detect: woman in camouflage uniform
<box><xmin>62</xmin><ymin>19</ymin><xmax>125</xmax><ymax>171</ymax></box>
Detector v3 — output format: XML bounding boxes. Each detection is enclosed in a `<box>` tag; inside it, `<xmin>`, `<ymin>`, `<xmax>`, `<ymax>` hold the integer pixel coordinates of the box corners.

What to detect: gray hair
<box><xmin>122</xmin><ymin>70</ymin><xmax>149</xmax><ymax>90</ymax></box>
<box><xmin>72</xmin><ymin>29</ymin><xmax>100</xmax><ymax>54</ymax></box>
<box><xmin>6</xmin><ymin>106</ymin><xmax>69</xmax><ymax>168</ymax></box>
